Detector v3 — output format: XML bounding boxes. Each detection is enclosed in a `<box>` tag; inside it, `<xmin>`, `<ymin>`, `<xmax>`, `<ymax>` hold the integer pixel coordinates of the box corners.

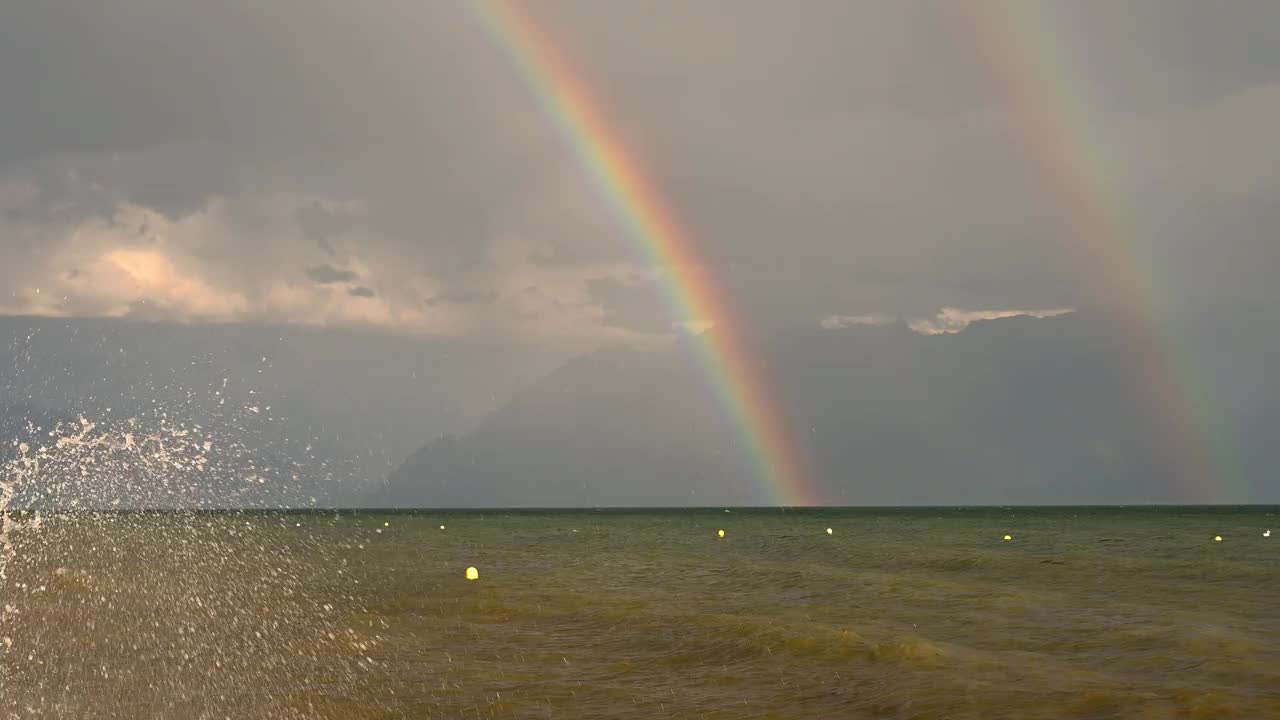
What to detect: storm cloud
<box><xmin>305</xmin><ymin>264</ymin><xmax>359</xmax><ymax>285</ymax></box>
<box><xmin>2</xmin><ymin>0</ymin><xmax>1279</xmax><ymax>342</ymax></box>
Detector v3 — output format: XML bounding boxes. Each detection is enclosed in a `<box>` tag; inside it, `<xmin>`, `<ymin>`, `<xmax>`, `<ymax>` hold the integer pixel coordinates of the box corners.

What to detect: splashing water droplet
<box><xmin>1</xmin><ymin>384</ymin><xmax>378</xmax><ymax>708</ymax></box>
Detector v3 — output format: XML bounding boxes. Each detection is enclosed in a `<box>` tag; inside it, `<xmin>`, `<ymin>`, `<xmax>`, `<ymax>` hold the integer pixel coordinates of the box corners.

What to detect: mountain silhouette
<box><xmin>374</xmin><ymin>309</ymin><xmax>1280</xmax><ymax>507</ymax></box>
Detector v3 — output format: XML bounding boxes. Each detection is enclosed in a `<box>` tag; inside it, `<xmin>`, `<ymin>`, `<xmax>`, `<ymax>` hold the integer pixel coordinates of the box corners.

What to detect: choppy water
<box><xmin>1</xmin><ymin>507</ymin><xmax>1277</xmax><ymax>719</ymax></box>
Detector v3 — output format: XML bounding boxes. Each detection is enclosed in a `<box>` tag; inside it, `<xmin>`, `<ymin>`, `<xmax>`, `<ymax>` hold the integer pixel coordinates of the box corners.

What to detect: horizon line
<box><xmin>3</xmin><ymin>503</ymin><xmax>1276</xmax><ymax>514</ymax></box>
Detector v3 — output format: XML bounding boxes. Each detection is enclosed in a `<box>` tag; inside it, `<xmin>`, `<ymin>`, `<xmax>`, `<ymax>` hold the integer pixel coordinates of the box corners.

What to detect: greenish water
<box><xmin>1</xmin><ymin>507</ymin><xmax>1277</xmax><ymax>718</ymax></box>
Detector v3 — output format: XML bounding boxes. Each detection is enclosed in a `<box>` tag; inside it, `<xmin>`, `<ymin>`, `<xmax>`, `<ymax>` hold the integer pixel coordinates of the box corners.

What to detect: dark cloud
<box><xmin>80</xmin><ymin>141</ymin><xmax>244</xmax><ymax>219</ymax></box>
<box><xmin>585</xmin><ymin>277</ymin><xmax>671</xmax><ymax>334</ymax></box>
<box><xmin>348</xmin><ymin>286</ymin><xmax>375</xmax><ymax>298</ymax></box>
<box><xmin>1</xmin><ymin>0</ymin><xmax>1279</xmax><ymax>336</ymax></box>
<box><xmin>1028</xmin><ymin>0</ymin><xmax>1280</xmax><ymax>111</ymax></box>
<box><xmin>296</xmin><ymin>201</ymin><xmax>357</xmax><ymax>256</ymax></box>
<box><xmin>424</xmin><ymin>289</ymin><xmax>500</xmax><ymax>307</ymax></box>
<box><xmin>304</xmin><ymin>264</ymin><xmax>358</xmax><ymax>285</ymax></box>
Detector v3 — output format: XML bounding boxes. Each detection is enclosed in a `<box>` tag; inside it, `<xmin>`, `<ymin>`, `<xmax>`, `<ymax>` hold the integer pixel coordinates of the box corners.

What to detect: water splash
<box><xmin>0</xmin><ymin>405</ymin><xmax>381</xmax><ymax>715</ymax></box>
<box><xmin>0</xmin><ymin>447</ymin><xmax>21</xmax><ymax>582</ymax></box>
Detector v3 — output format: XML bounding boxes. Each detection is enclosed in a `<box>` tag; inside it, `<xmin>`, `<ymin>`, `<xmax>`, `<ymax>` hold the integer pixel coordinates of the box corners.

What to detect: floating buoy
<box><xmin>717</xmin><ymin>529</ymin><xmax>725</xmax><ymax>538</ymax></box>
<box><xmin>826</xmin><ymin>527</ymin><xmax>833</xmax><ymax>535</ymax></box>
<box><xmin>440</xmin><ymin>525</ymin><xmax>446</xmax><ymax>530</ymax></box>
<box><xmin>384</xmin><ymin>521</ymin><xmax>390</xmax><ymax>527</ymax></box>
<box><xmin>1264</xmin><ymin>530</ymin><xmax>1271</xmax><ymax>538</ymax></box>
<box><xmin>1214</xmin><ymin>535</ymin><xmax>1222</xmax><ymax>542</ymax></box>
<box><xmin>1003</xmin><ymin>535</ymin><xmax>1012</xmax><ymax>541</ymax></box>
<box><xmin>465</xmin><ymin>567</ymin><xmax>479</xmax><ymax>580</ymax></box>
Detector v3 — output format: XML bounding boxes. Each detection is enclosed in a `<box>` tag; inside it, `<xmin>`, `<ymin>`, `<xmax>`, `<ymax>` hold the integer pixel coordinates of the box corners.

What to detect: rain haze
<box><xmin>2</xmin><ymin>0</ymin><xmax>1279</xmax><ymax>506</ymax></box>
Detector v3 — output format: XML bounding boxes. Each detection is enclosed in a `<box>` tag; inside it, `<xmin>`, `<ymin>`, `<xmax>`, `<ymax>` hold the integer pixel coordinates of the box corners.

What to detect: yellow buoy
<box><xmin>1214</xmin><ymin>535</ymin><xmax>1222</xmax><ymax>542</ymax></box>
<box><xmin>826</xmin><ymin>527</ymin><xmax>833</xmax><ymax>535</ymax></box>
<box><xmin>465</xmin><ymin>567</ymin><xmax>479</xmax><ymax>580</ymax></box>
<box><xmin>1003</xmin><ymin>535</ymin><xmax>1012</xmax><ymax>541</ymax></box>
<box><xmin>384</xmin><ymin>521</ymin><xmax>390</xmax><ymax>527</ymax></box>
<box><xmin>717</xmin><ymin>529</ymin><xmax>725</xmax><ymax>538</ymax></box>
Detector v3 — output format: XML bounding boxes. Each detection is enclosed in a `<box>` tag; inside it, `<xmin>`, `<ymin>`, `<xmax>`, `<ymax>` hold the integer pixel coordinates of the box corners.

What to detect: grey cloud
<box><xmin>424</xmin><ymin>289</ymin><xmax>500</xmax><ymax>307</ymax></box>
<box><xmin>585</xmin><ymin>277</ymin><xmax>672</xmax><ymax>334</ymax></box>
<box><xmin>296</xmin><ymin>201</ymin><xmax>357</xmax><ymax>256</ymax></box>
<box><xmin>78</xmin><ymin>141</ymin><xmax>244</xmax><ymax>219</ymax></box>
<box><xmin>2</xmin><ymin>0</ymin><xmax>1280</xmax><ymax>336</ymax></box>
<box><xmin>0</xmin><ymin>0</ymin><xmax>533</xmax><ymax>266</ymax></box>
<box><xmin>1029</xmin><ymin>0</ymin><xmax>1280</xmax><ymax>111</ymax></box>
<box><xmin>348</xmin><ymin>286</ymin><xmax>375</xmax><ymax>298</ymax></box>
<box><xmin>304</xmin><ymin>264</ymin><xmax>358</xmax><ymax>285</ymax></box>
<box><xmin>0</xmin><ymin>157</ymin><xmax>120</xmax><ymax>224</ymax></box>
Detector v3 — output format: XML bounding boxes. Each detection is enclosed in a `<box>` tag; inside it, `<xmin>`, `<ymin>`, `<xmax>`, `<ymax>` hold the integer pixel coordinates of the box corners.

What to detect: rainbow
<box><xmin>465</xmin><ymin>0</ymin><xmax>818</xmax><ymax>505</ymax></box>
<box><xmin>956</xmin><ymin>1</ymin><xmax>1233</xmax><ymax>502</ymax></box>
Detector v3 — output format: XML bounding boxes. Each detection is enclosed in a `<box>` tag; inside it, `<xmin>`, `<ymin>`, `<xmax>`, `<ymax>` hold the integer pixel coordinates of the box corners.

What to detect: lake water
<box><xmin>1</xmin><ymin>507</ymin><xmax>1277</xmax><ymax>718</ymax></box>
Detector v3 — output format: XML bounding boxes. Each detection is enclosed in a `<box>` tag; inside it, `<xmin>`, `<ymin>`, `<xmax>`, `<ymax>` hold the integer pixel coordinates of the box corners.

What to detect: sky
<box><xmin>2</xmin><ymin>0</ymin><xmax>1279</xmax><ymax>346</ymax></box>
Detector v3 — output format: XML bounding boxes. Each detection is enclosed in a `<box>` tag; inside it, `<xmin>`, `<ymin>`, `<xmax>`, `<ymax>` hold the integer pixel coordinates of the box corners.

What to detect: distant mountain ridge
<box><xmin>374</xmin><ymin>309</ymin><xmax>1280</xmax><ymax>507</ymax></box>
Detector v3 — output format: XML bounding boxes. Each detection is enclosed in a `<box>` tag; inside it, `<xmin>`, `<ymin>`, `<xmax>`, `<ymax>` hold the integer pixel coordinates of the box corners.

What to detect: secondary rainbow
<box><xmin>955</xmin><ymin>1</ymin><xmax>1233</xmax><ymax>502</ymax></box>
<box><xmin>465</xmin><ymin>0</ymin><xmax>818</xmax><ymax>505</ymax></box>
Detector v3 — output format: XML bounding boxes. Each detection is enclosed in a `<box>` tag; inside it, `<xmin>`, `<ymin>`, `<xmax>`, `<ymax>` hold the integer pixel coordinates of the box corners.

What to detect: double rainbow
<box><xmin>466</xmin><ymin>0</ymin><xmax>818</xmax><ymax>505</ymax></box>
<box><xmin>465</xmin><ymin>1</ymin><xmax>1227</xmax><ymax>504</ymax></box>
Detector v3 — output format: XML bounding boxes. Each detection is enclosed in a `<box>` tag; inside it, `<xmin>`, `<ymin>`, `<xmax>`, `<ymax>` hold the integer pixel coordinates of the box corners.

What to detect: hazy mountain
<box><xmin>375</xmin><ymin>310</ymin><xmax>1280</xmax><ymax>507</ymax></box>
<box><xmin>375</xmin><ymin>345</ymin><xmax>750</xmax><ymax>507</ymax></box>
